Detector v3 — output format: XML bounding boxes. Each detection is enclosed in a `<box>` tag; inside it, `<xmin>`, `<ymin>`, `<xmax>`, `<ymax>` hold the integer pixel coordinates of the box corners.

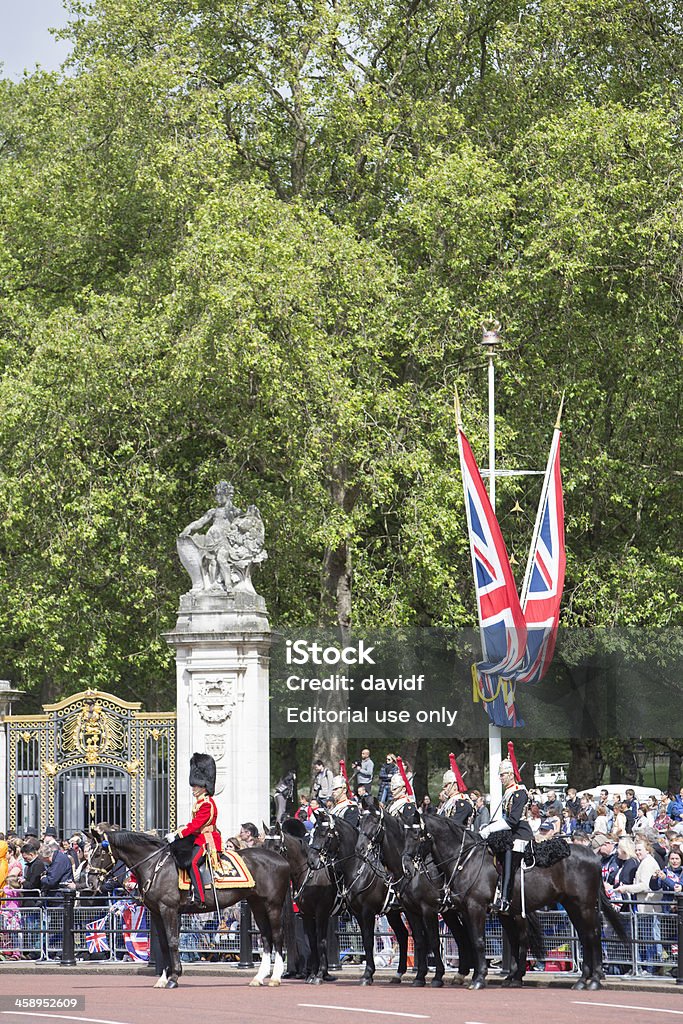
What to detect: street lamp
<box><xmin>478</xmin><ymin>323</ymin><xmax>504</xmax><ymax>813</ymax></box>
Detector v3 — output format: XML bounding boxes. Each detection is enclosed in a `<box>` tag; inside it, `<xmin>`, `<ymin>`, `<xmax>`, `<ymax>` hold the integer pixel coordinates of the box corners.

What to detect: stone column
<box><xmin>164</xmin><ymin>592</ymin><xmax>271</xmax><ymax>836</ymax></box>
<box><xmin>164</xmin><ymin>485</ymin><xmax>271</xmax><ymax>837</ymax></box>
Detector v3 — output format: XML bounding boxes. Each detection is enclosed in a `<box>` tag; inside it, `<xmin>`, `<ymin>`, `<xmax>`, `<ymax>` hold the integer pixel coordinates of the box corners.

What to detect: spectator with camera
<box><xmin>353</xmin><ymin>749</ymin><xmax>374</xmax><ymax>794</ymax></box>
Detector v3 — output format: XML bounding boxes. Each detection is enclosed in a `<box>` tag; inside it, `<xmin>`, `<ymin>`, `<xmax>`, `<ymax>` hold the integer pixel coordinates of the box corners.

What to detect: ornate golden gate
<box><xmin>6</xmin><ymin>689</ymin><xmax>176</xmax><ymax>837</ymax></box>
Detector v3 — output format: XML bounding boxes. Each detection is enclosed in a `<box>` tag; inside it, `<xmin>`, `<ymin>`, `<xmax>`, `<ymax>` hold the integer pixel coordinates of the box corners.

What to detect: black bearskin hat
<box><xmin>189</xmin><ymin>752</ymin><xmax>216</xmax><ymax>796</ymax></box>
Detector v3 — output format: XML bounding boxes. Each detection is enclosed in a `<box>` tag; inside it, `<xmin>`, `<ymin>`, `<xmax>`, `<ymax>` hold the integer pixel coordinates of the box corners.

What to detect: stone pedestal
<box><xmin>164</xmin><ymin>589</ymin><xmax>271</xmax><ymax>837</ymax></box>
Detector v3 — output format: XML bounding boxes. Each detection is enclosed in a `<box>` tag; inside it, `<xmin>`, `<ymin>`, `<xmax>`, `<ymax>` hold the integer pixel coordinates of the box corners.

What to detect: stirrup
<box><xmin>495</xmin><ymin>897</ymin><xmax>511</xmax><ymax>914</ymax></box>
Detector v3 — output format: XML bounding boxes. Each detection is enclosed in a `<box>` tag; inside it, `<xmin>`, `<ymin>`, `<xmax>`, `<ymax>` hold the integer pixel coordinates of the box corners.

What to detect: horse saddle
<box><xmin>179</xmin><ymin>850</ymin><xmax>255</xmax><ymax>891</ymax></box>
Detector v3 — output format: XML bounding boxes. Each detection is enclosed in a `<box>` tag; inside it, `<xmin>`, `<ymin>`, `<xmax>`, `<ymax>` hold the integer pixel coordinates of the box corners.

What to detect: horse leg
<box><xmin>246</xmin><ymin>896</ymin><xmax>274</xmax><ymax>986</ymax></box>
<box><xmin>424</xmin><ymin>912</ymin><xmax>445</xmax><ymax>987</ymax></box>
<box><xmin>317</xmin><ymin>903</ymin><xmax>336</xmax><ymax>982</ymax></box>
<box><xmin>158</xmin><ymin>904</ymin><xmax>182</xmax><ymax>989</ymax></box>
<box><xmin>463</xmin><ymin>906</ymin><xmax>488</xmax><ymax>990</ymax></box>
<box><xmin>443</xmin><ymin>910</ymin><xmax>471</xmax><ymax>985</ymax></box>
<box><xmin>150</xmin><ymin>908</ymin><xmax>171</xmax><ymax>988</ymax></box>
<box><xmin>357</xmin><ymin>906</ymin><xmax>377</xmax><ymax>985</ymax></box>
<box><xmin>387</xmin><ymin>907</ymin><xmax>408</xmax><ymax>982</ymax></box>
<box><xmin>407</xmin><ymin>914</ymin><xmax>428</xmax><ymax>987</ymax></box>
<box><xmin>303</xmin><ymin>914</ymin><xmax>321</xmax><ymax>982</ymax></box>
<box><xmin>563</xmin><ymin>900</ymin><xmax>596</xmax><ymax>990</ymax></box>
<box><xmin>499</xmin><ymin>915</ymin><xmax>525</xmax><ymax>987</ymax></box>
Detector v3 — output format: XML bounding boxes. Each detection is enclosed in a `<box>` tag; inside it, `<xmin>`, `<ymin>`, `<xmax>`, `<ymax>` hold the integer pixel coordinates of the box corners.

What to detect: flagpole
<box><xmin>482</xmin><ymin>325</ymin><xmax>503</xmax><ymax>817</ymax></box>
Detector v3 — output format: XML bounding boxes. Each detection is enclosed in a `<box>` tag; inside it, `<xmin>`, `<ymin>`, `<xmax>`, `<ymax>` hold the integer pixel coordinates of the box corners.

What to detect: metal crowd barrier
<box><xmin>0</xmin><ymin>893</ymin><xmax>681</xmax><ymax>979</ymax></box>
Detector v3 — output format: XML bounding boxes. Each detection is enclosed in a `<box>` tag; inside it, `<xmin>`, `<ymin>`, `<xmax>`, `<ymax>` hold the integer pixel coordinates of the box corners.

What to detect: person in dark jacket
<box><xmin>39</xmin><ymin>838</ymin><xmax>74</xmax><ymax>898</ymax></box>
<box><xmin>377</xmin><ymin>754</ymin><xmax>398</xmax><ymax>804</ymax></box>
<box><xmin>21</xmin><ymin>840</ymin><xmax>44</xmax><ymax>907</ymax></box>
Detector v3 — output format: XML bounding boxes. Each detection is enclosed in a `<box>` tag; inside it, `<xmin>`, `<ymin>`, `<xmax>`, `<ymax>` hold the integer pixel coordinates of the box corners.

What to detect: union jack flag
<box><xmin>457</xmin><ymin>424</ymin><xmax>528</xmax><ymax>727</ymax></box>
<box><xmin>517</xmin><ymin>424</ymin><xmax>565</xmax><ymax>684</ymax></box>
<box><xmin>84</xmin><ymin>916</ymin><xmax>110</xmax><ymax>954</ymax></box>
<box><xmin>122</xmin><ymin>903</ymin><xmax>149</xmax><ymax>962</ymax></box>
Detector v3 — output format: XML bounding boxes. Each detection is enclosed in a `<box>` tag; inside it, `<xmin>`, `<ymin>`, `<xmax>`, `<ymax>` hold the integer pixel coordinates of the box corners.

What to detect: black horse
<box><xmin>357</xmin><ymin>804</ymin><xmax>476</xmax><ymax>986</ymax></box>
<box><xmin>307</xmin><ymin>809</ymin><xmax>428</xmax><ymax>986</ymax></box>
<box><xmin>87</xmin><ymin>826</ymin><xmax>291</xmax><ymax>989</ymax></box>
<box><xmin>402</xmin><ymin>807</ymin><xmax>629</xmax><ymax>990</ymax></box>
<box><xmin>264</xmin><ymin>818</ymin><xmax>339</xmax><ymax>983</ymax></box>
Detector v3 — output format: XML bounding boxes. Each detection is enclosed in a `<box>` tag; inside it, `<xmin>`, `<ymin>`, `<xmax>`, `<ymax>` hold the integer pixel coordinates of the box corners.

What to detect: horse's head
<box><xmin>85</xmin><ymin>824</ymin><xmax>118</xmax><ymax>893</ymax></box>
<box><xmin>263</xmin><ymin>820</ymin><xmax>286</xmax><ymax>855</ymax></box>
<box><xmin>356</xmin><ymin>804</ymin><xmax>384</xmax><ymax>861</ymax></box>
<box><xmin>307</xmin><ymin>809</ymin><xmax>340</xmax><ymax>869</ymax></box>
<box><xmin>400</xmin><ymin>804</ymin><xmax>430</xmax><ymax>861</ymax></box>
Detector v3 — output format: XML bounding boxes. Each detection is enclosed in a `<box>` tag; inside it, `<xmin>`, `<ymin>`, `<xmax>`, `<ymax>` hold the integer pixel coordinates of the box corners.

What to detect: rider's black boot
<box><xmin>494</xmin><ymin>849</ymin><xmax>518</xmax><ymax>914</ymax></box>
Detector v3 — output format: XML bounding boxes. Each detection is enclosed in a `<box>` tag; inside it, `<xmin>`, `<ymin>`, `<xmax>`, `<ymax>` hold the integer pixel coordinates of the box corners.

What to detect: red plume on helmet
<box><xmin>449</xmin><ymin>752</ymin><xmax>466</xmax><ymax>792</ymax></box>
<box><xmin>395</xmin><ymin>756</ymin><xmax>414</xmax><ymax>798</ymax></box>
<box><xmin>507</xmin><ymin>742</ymin><xmax>521</xmax><ymax>783</ymax></box>
<box><xmin>339</xmin><ymin>759</ymin><xmax>353</xmax><ymax>800</ymax></box>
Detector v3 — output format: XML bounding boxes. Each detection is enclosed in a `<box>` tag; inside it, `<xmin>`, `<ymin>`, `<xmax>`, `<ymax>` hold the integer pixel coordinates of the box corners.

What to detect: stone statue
<box><xmin>177</xmin><ymin>481</ymin><xmax>267</xmax><ymax>595</ymax></box>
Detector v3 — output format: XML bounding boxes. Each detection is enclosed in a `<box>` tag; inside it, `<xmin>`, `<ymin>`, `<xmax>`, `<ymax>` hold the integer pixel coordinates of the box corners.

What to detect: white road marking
<box><xmin>573</xmin><ymin>1003</ymin><xmax>683</xmax><ymax>1016</ymax></box>
<box><xmin>1</xmin><ymin>1014</ymin><xmax>133</xmax><ymax>1024</ymax></box>
<box><xmin>299</xmin><ymin>1005</ymin><xmax>429</xmax><ymax>1019</ymax></box>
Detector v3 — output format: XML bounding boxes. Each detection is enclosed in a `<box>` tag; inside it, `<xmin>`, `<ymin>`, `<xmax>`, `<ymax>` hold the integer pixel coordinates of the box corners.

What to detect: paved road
<box><xmin>0</xmin><ymin>976</ymin><xmax>682</xmax><ymax>1024</ymax></box>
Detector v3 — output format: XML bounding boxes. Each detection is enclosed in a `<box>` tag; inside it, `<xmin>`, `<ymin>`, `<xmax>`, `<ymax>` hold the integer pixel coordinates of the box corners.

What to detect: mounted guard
<box><xmin>438</xmin><ymin>753</ymin><xmax>474</xmax><ymax>826</ymax></box>
<box><xmin>165</xmin><ymin>752</ymin><xmax>221</xmax><ymax>910</ymax></box>
<box><xmin>329</xmin><ymin>761</ymin><xmax>361</xmax><ymax>827</ymax></box>
<box><xmin>386</xmin><ymin>756</ymin><xmax>415</xmax><ymax>816</ymax></box>
<box><xmin>479</xmin><ymin>745</ymin><xmax>532</xmax><ymax>914</ymax></box>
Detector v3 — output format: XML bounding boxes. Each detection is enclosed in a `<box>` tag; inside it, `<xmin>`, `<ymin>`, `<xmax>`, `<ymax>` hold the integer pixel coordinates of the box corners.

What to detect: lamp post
<box><xmin>0</xmin><ymin>680</ymin><xmax>24</xmax><ymax>834</ymax></box>
<box><xmin>479</xmin><ymin>326</ymin><xmax>504</xmax><ymax>814</ymax></box>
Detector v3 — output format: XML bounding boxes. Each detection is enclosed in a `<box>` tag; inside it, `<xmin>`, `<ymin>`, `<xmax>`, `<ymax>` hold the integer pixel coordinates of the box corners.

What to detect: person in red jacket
<box><xmin>166</xmin><ymin>752</ymin><xmax>222</xmax><ymax>909</ymax></box>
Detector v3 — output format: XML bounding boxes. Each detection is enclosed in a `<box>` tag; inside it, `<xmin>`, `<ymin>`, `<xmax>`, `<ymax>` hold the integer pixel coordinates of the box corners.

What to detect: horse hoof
<box><xmin>430</xmin><ymin>978</ymin><xmax>444</xmax><ymax>988</ymax></box>
<box><xmin>321</xmin><ymin>973</ymin><xmax>337</xmax><ymax>982</ymax></box>
<box><xmin>249</xmin><ymin>979</ymin><xmax>264</xmax><ymax>987</ymax></box>
<box><xmin>572</xmin><ymin>980</ymin><xmax>587</xmax><ymax>991</ymax></box>
<box><xmin>411</xmin><ymin>978</ymin><xmax>426</xmax><ymax>987</ymax></box>
<box><xmin>360</xmin><ymin>977</ymin><xmax>373</xmax><ymax>986</ymax></box>
<box><xmin>587</xmin><ymin>979</ymin><xmax>602</xmax><ymax>990</ymax></box>
<box><xmin>311</xmin><ymin>977</ymin><xmax>323</xmax><ymax>985</ymax></box>
<box><xmin>451</xmin><ymin>974</ymin><xmax>467</xmax><ymax>986</ymax></box>
<box><xmin>165</xmin><ymin>979</ymin><xmax>178</xmax><ymax>989</ymax></box>
<box><xmin>267</xmin><ymin>979</ymin><xmax>281</xmax><ymax>987</ymax></box>
<box><xmin>389</xmin><ymin>975</ymin><xmax>402</xmax><ymax>984</ymax></box>
<box><xmin>469</xmin><ymin>980</ymin><xmax>486</xmax><ymax>990</ymax></box>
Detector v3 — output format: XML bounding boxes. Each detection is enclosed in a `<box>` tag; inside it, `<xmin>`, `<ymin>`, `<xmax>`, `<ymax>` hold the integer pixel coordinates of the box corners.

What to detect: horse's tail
<box><xmin>598</xmin><ymin>887</ymin><xmax>630</xmax><ymax>945</ymax></box>
<box><xmin>526</xmin><ymin>910</ymin><xmax>545</xmax><ymax>962</ymax></box>
<box><xmin>282</xmin><ymin>884</ymin><xmax>299</xmax><ymax>968</ymax></box>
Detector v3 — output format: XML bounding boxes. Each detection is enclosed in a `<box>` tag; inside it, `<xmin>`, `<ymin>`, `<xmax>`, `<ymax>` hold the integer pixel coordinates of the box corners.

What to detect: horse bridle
<box><xmin>87</xmin><ymin>835</ymin><xmax>173</xmax><ymax>897</ymax></box>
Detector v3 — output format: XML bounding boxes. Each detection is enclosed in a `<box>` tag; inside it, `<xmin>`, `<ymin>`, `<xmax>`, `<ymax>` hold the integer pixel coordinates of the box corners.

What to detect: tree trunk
<box><xmin>312</xmin><ymin>473</ymin><xmax>359</xmax><ymax>772</ymax></box>
<box><xmin>667</xmin><ymin>748</ymin><xmax>682</xmax><ymax>794</ymax></box>
<box><xmin>458</xmin><ymin>738</ymin><xmax>487</xmax><ymax>792</ymax></box>
<box><xmin>568</xmin><ymin>739</ymin><xmax>602</xmax><ymax>791</ymax></box>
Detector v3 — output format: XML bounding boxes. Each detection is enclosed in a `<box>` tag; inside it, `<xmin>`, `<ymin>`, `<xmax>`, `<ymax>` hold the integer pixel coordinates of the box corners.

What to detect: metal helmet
<box><xmin>390</xmin><ymin>773</ymin><xmax>406</xmax><ymax>793</ymax></box>
<box><xmin>331</xmin><ymin>775</ymin><xmax>346</xmax><ymax>791</ymax></box>
<box><xmin>498</xmin><ymin>758</ymin><xmax>514</xmax><ymax>777</ymax></box>
<box><xmin>442</xmin><ymin>770</ymin><xmax>456</xmax><ymax>786</ymax></box>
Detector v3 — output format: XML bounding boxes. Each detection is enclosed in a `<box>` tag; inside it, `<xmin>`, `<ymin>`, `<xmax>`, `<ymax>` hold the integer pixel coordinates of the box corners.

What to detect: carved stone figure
<box><xmin>177</xmin><ymin>482</ymin><xmax>267</xmax><ymax>595</ymax></box>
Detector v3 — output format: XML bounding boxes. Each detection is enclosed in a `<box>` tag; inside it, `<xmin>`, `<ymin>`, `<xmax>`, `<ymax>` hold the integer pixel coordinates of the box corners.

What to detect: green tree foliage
<box><xmin>0</xmin><ymin>0</ymin><xmax>680</xmax><ymax>737</ymax></box>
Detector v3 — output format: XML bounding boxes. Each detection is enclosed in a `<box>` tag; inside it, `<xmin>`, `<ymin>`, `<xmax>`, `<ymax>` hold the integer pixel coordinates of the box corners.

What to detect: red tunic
<box><xmin>177</xmin><ymin>795</ymin><xmax>222</xmax><ymax>852</ymax></box>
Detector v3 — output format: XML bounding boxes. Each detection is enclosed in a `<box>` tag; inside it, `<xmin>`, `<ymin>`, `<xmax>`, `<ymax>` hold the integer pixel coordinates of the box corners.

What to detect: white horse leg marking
<box><xmin>268</xmin><ymin>951</ymin><xmax>285</xmax><ymax>986</ymax></box>
<box><xmin>249</xmin><ymin>952</ymin><xmax>272</xmax><ymax>986</ymax></box>
<box><xmin>154</xmin><ymin>969</ymin><xmax>168</xmax><ymax>988</ymax></box>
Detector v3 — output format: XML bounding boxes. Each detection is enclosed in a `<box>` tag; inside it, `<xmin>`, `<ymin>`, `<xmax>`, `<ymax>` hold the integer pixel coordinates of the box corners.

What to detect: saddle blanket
<box><xmin>179</xmin><ymin>850</ymin><xmax>255</xmax><ymax>890</ymax></box>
